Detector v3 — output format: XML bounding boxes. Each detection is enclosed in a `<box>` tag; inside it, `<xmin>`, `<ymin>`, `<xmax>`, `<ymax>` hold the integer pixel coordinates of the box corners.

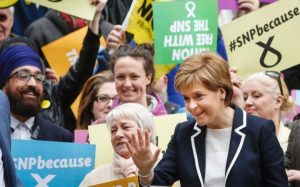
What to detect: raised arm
<box><xmin>52</xmin><ymin>0</ymin><xmax>108</xmax><ymax>104</ymax></box>
<box><xmin>89</xmin><ymin>0</ymin><xmax>108</xmax><ymax>35</ymax></box>
<box><xmin>126</xmin><ymin>129</ymin><xmax>160</xmax><ymax>186</ymax></box>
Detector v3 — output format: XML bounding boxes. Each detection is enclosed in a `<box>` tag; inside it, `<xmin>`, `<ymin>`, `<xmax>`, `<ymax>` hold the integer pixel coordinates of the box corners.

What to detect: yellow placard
<box><xmin>27</xmin><ymin>0</ymin><xmax>95</xmax><ymax>20</ymax></box>
<box><xmin>42</xmin><ymin>26</ymin><xmax>87</xmax><ymax>78</ymax></box>
<box><xmin>123</xmin><ymin>0</ymin><xmax>153</xmax><ymax>44</ymax></box>
<box><xmin>88</xmin><ymin>113</ymin><xmax>187</xmax><ymax>167</ymax></box>
<box><xmin>88</xmin><ymin>123</ymin><xmax>112</xmax><ymax>166</ymax></box>
<box><xmin>90</xmin><ymin>176</ymin><xmax>138</xmax><ymax>187</ymax></box>
<box><xmin>42</xmin><ymin>26</ymin><xmax>106</xmax><ymax>118</ymax></box>
<box><xmin>0</xmin><ymin>0</ymin><xmax>17</xmax><ymax>8</ymax></box>
<box><xmin>221</xmin><ymin>0</ymin><xmax>300</xmax><ymax>78</ymax></box>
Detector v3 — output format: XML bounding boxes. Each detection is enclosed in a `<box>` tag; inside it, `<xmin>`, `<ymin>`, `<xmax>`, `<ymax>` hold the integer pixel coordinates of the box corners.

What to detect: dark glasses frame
<box><xmin>264</xmin><ymin>71</ymin><xmax>283</xmax><ymax>96</ymax></box>
<box><xmin>94</xmin><ymin>95</ymin><xmax>116</xmax><ymax>104</ymax></box>
<box><xmin>9</xmin><ymin>70</ymin><xmax>45</xmax><ymax>83</ymax></box>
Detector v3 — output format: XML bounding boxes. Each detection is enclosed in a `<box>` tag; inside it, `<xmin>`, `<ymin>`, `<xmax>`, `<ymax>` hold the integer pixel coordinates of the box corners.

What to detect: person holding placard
<box><xmin>77</xmin><ymin>70</ymin><xmax>117</xmax><ymax>129</ymax></box>
<box><xmin>126</xmin><ymin>51</ymin><xmax>288</xmax><ymax>187</ymax></box>
<box><xmin>219</xmin><ymin>0</ymin><xmax>260</xmax><ymax>26</ymax></box>
<box><xmin>241</xmin><ymin>71</ymin><xmax>294</xmax><ymax>152</ymax></box>
<box><xmin>79</xmin><ymin>103</ymin><xmax>160</xmax><ymax>186</ymax></box>
<box><xmin>2</xmin><ymin>0</ymin><xmax>108</xmax><ymax>132</ymax></box>
<box><xmin>109</xmin><ymin>44</ymin><xmax>167</xmax><ymax>116</ymax></box>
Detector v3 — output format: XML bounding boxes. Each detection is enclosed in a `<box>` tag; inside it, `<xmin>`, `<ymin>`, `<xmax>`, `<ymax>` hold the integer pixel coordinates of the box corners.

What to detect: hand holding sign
<box><xmin>89</xmin><ymin>0</ymin><xmax>108</xmax><ymax>35</ymax></box>
<box><xmin>106</xmin><ymin>25</ymin><xmax>126</xmax><ymax>51</ymax></box>
<box><xmin>236</xmin><ymin>0</ymin><xmax>260</xmax><ymax>17</ymax></box>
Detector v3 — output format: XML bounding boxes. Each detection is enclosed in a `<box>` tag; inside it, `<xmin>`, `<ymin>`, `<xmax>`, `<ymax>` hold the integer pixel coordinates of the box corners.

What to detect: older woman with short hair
<box><xmin>79</xmin><ymin>103</ymin><xmax>159</xmax><ymax>186</ymax></box>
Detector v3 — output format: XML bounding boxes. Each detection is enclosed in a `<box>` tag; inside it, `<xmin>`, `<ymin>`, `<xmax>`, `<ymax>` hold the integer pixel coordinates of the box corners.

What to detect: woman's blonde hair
<box><xmin>243</xmin><ymin>72</ymin><xmax>294</xmax><ymax>112</ymax></box>
<box><xmin>175</xmin><ymin>51</ymin><xmax>233</xmax><ymax>107</ymax></box>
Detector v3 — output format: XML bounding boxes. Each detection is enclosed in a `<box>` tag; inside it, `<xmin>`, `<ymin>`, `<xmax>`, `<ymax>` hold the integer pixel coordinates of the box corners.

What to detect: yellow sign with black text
<box><xmin>221</xmin><ymin>0</ymin><xmax>300</xmax><ymax>77</ymax></box>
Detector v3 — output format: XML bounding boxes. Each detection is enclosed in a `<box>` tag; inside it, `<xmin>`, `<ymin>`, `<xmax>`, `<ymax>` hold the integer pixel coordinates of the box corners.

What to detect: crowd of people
<box><xmin>0</xmin><ymin>0</ymin><xmax>300</xmax><ymax>186</ymax></box>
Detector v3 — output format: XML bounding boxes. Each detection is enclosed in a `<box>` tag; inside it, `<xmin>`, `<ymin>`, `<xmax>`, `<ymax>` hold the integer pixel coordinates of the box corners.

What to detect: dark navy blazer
<box><xmin>0</xmin><ymin>91</ymin><xmax>23</xmax><ymax>187</ymax></box>
<box><xmin>152</xmin><ymin>106</ymin><xmax>288</xmax><ymax>187</ymax></box>
<box><xmin>34</xmin><ymin>113</ymin><xmax>73</xmax><ymax>142</ymax></box>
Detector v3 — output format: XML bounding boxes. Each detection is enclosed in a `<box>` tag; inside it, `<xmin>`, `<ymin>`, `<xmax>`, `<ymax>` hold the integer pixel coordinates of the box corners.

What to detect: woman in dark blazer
<box><xmin>126</xmin><ymin>51</ymin><xmax>288</xmax><ymax>187</ymax></box>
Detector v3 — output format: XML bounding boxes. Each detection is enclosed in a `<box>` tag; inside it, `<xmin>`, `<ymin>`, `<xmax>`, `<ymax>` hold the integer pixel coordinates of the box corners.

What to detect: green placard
<box><xmin>153</xmin><ymin>0</ymin><xmax>218</xmax><ymax>64</ymax></box>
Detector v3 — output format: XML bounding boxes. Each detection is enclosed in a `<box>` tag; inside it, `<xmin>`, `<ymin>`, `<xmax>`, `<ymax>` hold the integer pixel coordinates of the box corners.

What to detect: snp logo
<box><xmin>31</xmin><ymin>173</ymin><xmax>56</xmax><ymax>187</ymax></box>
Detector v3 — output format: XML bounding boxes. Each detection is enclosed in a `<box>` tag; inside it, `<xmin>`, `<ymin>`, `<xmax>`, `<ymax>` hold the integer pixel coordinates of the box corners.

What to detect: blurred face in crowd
<box><xmin>114</xmin><ymin>56</ymin><xmax>151</xmax><ymax>107</ymax></box>
<box><xmin>181</xmin><ymin>82</ymin><xmax>226</xmax><ymax>128</ymax></box>
<box><xmin>3</xmin><ymin>66</ymin><xmax>44</xmax><ymax>119</ymax></box>
<box><xmin>110</xmin><ymin>118</ymin><xmax>140</xmax><ymax>159</ymax></box>
<box><xmin>92</xmin><ymin>82</ymin><xmax>117</xmax><ymax>123</ymax></box>
<box><xmin>242</xmin><ymin>79</ymin><xmax>280</xmax><ymax>120</ymax></box>
<box><xmin>0</xmin><ymin>8</ymin><xmax>13</xmax><ymax>44</ymax></box>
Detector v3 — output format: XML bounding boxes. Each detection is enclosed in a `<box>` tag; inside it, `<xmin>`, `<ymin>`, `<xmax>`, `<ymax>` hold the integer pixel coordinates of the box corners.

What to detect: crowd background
<box><xmin>1</xmin><ymin>0</ymin><xmax>300</xmax><ymax>186</ymax></box>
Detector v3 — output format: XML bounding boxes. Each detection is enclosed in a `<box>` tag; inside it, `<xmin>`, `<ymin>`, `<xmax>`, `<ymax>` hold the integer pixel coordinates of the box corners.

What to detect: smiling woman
<box><xmin>77</xmin><ymin>70</ymin><xmax>116</xmax><ymax>129</ymax></box>
<box><xmin>79</xmin><ymin>103</ymin><xmax>159</xmax><ymax>187</ymax></box>
<box><xmin>109</xmin><ymin>44</ymin><xmax>167</xmax><ymax>116</ymax></box>
<box><xmin>125</xmin><ymin>51</ymin><xmax>288</xmax><ymax>187</ymax></box>
<box><xmin>241</xmin><ymin>71</ymin><xmax>294</xmax><ymax>152</ymax></box>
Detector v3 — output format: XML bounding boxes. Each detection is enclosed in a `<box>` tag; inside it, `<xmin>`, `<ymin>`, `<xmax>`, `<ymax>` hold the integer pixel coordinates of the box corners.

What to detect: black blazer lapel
<box><xmin>191</xmin><ymin>122</ymin><xmax>206</xmax><ymax>186</ymax></box>
<box><xmin>225</xmin><ymin>107</ymin><xmax>247</xmax><ymax>183</ymax></box>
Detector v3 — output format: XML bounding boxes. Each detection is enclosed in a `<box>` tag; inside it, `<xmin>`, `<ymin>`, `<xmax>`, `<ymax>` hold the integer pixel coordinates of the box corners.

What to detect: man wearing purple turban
<box><xmin>0</xmin><ymin>45</ymin><xmax>73</xmax><ymax>142</ymax></box>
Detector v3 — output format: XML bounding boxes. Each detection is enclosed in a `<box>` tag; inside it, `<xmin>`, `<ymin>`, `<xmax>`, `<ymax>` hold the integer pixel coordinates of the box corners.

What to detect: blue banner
<box><xmin>12</xmin><ymin>140</ymin><xmax>95</xmax><ymax>187</ymax></box>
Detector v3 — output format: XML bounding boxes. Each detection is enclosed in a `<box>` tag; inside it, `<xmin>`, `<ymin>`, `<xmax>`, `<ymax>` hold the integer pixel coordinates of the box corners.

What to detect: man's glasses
<box><xmin>264</xmin><ymin>71</ymin><xmax>283</xmax><ymax>96</ymax></box>
<box><xmin>94</xmin><ymin>95</ymin><xmax>117</xmax><ymax>104</ymax></box>
<box><xmin>9</xmin><ymin>70</ymin><xmax>45</xmax><ymax>83</ymax></box>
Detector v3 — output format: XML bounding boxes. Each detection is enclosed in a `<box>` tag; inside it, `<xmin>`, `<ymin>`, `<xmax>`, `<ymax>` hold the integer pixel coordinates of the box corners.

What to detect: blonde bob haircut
<box><xmin>175</xmin><ymin>51</ymin><xmax>233</xmax><ymax>107</ymax></box>
<box><xmin>106</xmin><ymin>103</ymin><xmax>157</xmax><ymax>145</ymax></box>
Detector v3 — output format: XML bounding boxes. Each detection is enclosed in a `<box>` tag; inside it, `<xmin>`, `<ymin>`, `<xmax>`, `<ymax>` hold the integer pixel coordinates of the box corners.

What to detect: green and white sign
<box><xmin>153</xmin><ymin>0</ymin><xmax>218</xmax><ymax>64</ymax></box>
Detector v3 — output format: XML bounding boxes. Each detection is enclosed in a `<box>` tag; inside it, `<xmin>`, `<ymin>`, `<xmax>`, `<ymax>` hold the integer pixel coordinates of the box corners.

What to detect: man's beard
<box><xmin>6</xmin><ymin>86</ymin><xmax>43</xmax><ymax>118</ymax></box>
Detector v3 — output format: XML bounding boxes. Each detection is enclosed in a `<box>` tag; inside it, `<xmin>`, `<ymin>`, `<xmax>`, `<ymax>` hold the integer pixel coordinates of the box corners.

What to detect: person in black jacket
<box><xmin>0</xmin><ymin>44</ymin><xmax>73</xmax><ymax>142</ymax></box>
<box><xmin>4</xmin><ymin>0</ymin><xmax>108</xmax><ymax>132</ymax></box>
<box><xmin>285</xmin><ymin>115</ymin><xmax>300</xmax><ymax>187</ymax></box>
<box><xmin>0</xmin><ymin>0</ymin><xmax>106</xmax><ymax>141</ymax></box>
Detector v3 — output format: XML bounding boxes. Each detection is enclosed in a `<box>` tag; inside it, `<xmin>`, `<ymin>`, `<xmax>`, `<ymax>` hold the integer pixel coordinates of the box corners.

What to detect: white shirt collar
<box><xmin>10</xmin><ymin>116</ymin><xmax>35</xmax><ymax>130</ymax></box>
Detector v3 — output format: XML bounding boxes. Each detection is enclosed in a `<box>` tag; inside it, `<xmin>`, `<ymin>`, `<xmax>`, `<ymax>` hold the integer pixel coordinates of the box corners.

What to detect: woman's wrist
<box><xmin>138</xmin><ymin>170</ymin><xmax>153</xmax><ymax>187</ymax></box>
<box><xmin>138</xmin><ymin>170</ymin><xmax>153</xmax><ymax>178</ymax></box>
